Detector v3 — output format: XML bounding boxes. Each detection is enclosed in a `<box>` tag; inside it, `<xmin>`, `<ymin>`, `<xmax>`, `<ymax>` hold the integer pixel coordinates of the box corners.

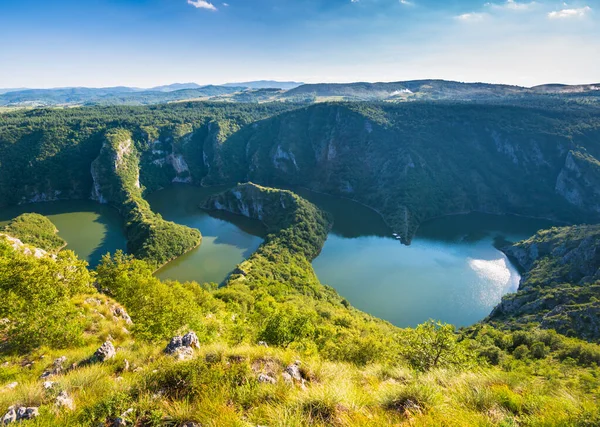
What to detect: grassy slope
<box><xmin>1</xmin><ymin>216</ymin><xmax>600</xmax><ymax>426</ymax></box>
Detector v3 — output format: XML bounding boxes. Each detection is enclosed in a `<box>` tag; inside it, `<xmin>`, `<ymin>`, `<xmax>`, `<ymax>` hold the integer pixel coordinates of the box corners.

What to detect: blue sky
<box><xmin>0</xmin><ymin>0</ymin><xmax>598</xmax><ymax>87</ymax></box>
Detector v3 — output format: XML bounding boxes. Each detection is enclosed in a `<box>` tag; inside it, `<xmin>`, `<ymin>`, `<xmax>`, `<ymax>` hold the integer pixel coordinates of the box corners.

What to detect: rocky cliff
<box><xmin>196</xmin><ymin>103</ymin><xmax>600</xmax><ymax>242</ymax></box>
<box><xmin>490</xmin><ymin>225</ymin><xmax>600</xmax><ymax>342</ymax></box>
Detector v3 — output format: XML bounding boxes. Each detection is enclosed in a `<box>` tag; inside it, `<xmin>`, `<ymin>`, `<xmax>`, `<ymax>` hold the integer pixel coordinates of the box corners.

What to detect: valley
<box><xmin>1</xmin><ymin>95</ymin><xmax>599</xmax><ymax>426</ymax></box>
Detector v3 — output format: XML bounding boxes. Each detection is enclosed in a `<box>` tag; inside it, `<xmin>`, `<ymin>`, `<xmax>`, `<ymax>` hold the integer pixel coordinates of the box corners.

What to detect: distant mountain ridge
<box><xmin>1</xmin><ymin>79</ymin><xmax>599</xmax><ymax>107</ymax></box>
<box><xmin>221</xmin><ymin>80</ymin><xmax>304</xmax><ymax>90</ymax></box>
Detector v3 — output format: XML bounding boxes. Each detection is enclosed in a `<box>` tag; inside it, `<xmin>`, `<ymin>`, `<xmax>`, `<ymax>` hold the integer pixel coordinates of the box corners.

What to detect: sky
<box><xmin>0</xmin><ymin>0</ymin><xmax>598</xmax><ymax>88</ymax></box>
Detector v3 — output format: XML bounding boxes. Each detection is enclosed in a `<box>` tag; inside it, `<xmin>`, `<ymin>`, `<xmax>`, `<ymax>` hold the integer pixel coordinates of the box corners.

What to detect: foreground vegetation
<box><xmin>1</xmin><ymin>99</ymin><xmax>600</xmax><ymax>425</ymax></box>
<box><xmin>1</xmin><ymin>231</ymin><xmax>600</xmax><ymax>426</ymax></box>
<box><xmin>2</xmin><ymin>183</ymin><xmax>600</xmax><ymax>425</ymax></box>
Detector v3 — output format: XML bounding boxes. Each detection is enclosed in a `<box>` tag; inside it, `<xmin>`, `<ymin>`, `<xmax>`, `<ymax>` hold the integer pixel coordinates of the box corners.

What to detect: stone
<box><xmin>40</xmin><ymin>356</ymin><xmax>67</xmax><ymax>378</ymax></box>
<box><xmin>43</xmin><ymin>381</ymin><xmax>55</xmax><ymax>390</ymax></box>
<box><xmin>3</xmin><ymin>382</ymin><xmax>18</xmax><ymax>391</ymax></box>
<box><xmin>258</xmin><ymin>341</ymin><xmax>268</xmax><ymax>347</ymax></box>
<box><xmin>164</xmin><ymin>336</ymin><xmax>184</xmax><ymax>354</ymax></box>
<box><xmin>3</xmin><ymin>405</ymin><xmax>39</xmax><ymax>424</ymax></box>
<box><xmin>257</xmin><ymin>373</ymin><xmax>276</xmax><ymax>384</ymax></box>
<box><xmin>92</xmin><ymin>341</ymin><xmax>116</xmax><ymax>362</ymax></box>
<box><xmin>164</xmin><ymin>331</ymin><xmax>200</xmax><ymax>358</ymax></box>
<box><xmin>284</xmin><ymin>362</ymin><xmax>303</xmax><ymax>382</ymax></box>
<box><xmin>111</xmin><ymin>306</ymin><xmax>132</xmax><ymax>325</ymax></box>
<box><xmin>1</xmin><ymin>406</ymin><xmax>16</xmax><ymax>425</ymax></box>
<box><xmin>56</xmin><ymin>390</ymin><xmax>75</xmax><ymax>411</ymax></box>
<box><xmin>283</xmin><ymin>361</ymin><xmax>306</xmax><ymax>387</ymax></box>
<box><xmin>182</xmin><ymin>331</ymin><xmax>200</xmax><ymax>349</ymax></box>
<box><xmin>173</xmin><ymin>347</ymin><xmax>194</xmax><ymax>361</ymax></box>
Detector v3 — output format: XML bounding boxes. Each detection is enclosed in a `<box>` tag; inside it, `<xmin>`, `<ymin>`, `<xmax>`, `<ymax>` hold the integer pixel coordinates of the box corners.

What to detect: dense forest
<box><xmin>1</xmin><ymin>99</ymin><xmax>600</xmax><ymax>425</ymax></box>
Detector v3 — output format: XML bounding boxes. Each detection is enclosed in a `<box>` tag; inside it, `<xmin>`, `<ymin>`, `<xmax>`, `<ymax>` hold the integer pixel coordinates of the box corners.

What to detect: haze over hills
<box><xmin>1</xmin><ymin>79</ymin><xmax>599</xmax><ymax>107</ymax></box>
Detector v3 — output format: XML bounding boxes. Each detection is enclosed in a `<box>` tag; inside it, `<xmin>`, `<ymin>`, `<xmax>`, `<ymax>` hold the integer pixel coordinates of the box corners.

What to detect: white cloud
<box><xmin>187</xmin><ymin>0</ymin><xmax>217</xmax><ymax>11</ymax></box>
<box><xmin>400</xmin><ymin>0</ymin><xmax>414</xmax><ymax>5</ymax></box>
<box><xmin>487</xmin><ymin>0</ymin><xmax>537</xmax><ymax>11</ymax></box>
<box><xmin>222</xmin><ymin>2</ymin><xmax>229</xmax><ymax>6</ymax></box>
<box><xmin>455</xmin><ymin>12</ymin><xmax>488</xmax><ymax>22</ymax></box>
<box><xmin>548</xmin><ymin>6</ymin><xmax>591</xmax><ymax>19</ymax></box>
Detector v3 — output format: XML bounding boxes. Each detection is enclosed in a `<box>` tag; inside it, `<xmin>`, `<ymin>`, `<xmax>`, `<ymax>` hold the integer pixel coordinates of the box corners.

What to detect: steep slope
<box><xmin>490</xmin><ymin>224</ymin><xmax>600</xmax><ymax>342</ymax></box>
<box><xmin>90</xmin><ymin>129</ymin><xmax>201</xmax><ymax>267</ymax></box>
<box><xmin>204</xmin><ymin>103</ymin><xmax>600</xmax><ymax>242</ymax></box>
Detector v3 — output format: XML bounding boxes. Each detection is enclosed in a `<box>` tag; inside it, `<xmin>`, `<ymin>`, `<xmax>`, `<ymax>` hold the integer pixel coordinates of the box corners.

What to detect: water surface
<box><xmin>146</xmin><ymin>185</ymin><xmax>266</xmax><ymax>284</ymax></box>
<box><xmin>294</xmin><ymin>188</ymin><xmax>556</xmax><ymax>327</ymax></box>
<box><xmin>0</xmin><ymin>200</ymin><xmax>127</xmax><ymax>267</ymax></box>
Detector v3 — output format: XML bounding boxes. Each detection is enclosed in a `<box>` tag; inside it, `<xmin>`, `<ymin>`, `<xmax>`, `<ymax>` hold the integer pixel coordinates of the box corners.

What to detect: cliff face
<box><xmin>197</xmin><ymin>104</ymin><xmax>600</xmax><ymax>242</ymax></box>
<box><xmin>90</xmin><ymin>129</ymin><xmax>201</xmax><ymax>267</ymax></box>
<box><xmin>490</xmin><ymin>225</ymin><xmax>600</xmax><ymax>342</ymax></box>
<box><xmin>201</xmin><ymin>183</ymin><xmax>332</xmax><ymax>292</ymax></box>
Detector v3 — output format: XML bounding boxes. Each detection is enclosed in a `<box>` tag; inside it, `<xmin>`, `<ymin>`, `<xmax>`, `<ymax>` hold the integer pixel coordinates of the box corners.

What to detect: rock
<box><xmin>164</xmin><ymin>331</ymin><xmax>200</xmax><ymax>358</ymax></box>
<box><xmin>1</xmin><ymin>406</ymin><xmax>16</xmax><ymax>425</ymax></box>
<box><xmin>182</xmin><ymin>423</ymin><xmax>200</xmax><ymax>427</ymax></box>
<box><xmin>173</xmin><ymin>347</ymin><xmax>195</xmax><ymax>361</ymax></box>
<box><xmin>164</xmin><ymin>336</ymin><xmax>184</xmax><ymax>354</ymax></box>
<box><xmin>123</xmin><ymin>359</ymin><xmax>130</xmax><ymax>372</ymax></box>
<box><xmin>3</xmin><ymin>405</ymin><xmax>39</xmax><ymax>424</ymax></box>
<box><xmin>43</xmin><ymin>381</ymin><xmax>55</xmax><ymax>390</ymax></box>
<box><xmin>283</xmin><ymin>361</ymin><xmax>306</xmax><ymax>387</ymax></box>
<box><xmin>56</xmin><ymin>390</ymin><xmax>75</xmax><ymax>411</ymax></box>
<box><xmin>111</xmin><ymin>306</ymin><xmax>132</xmax><ymax>325</ymax></box>
<box><xmin>2</xmin><ymin>382</ymin><xmax>18</xmax><ymax>391</ymax></box>
<box><xmin>282</xmin><ymin>372</ymin><xmax>293</xmax><ymax>385</ymax></box>
<box><xmin>40</xmin><ymin>356</ymin><xmax>67</xmax><ymax>378</ymax></box>
<box><xmin>112</xmin><ymin>408</ymin><xmax>134</xmax><ymax>427</ymax></box>
<box><xmin>257</xmin><ymin>373</ymin><xmax>276</xmax><ymax>384</ymax></box>
<box><xmin>258</xmin><ymin>341</ymin><xmax>268</xmax><ymax>347</ymax></box>
<box><xmin>92</xmin><ymin>341</ymin><xmax>116</xmax><ymax>362</ymax></box>
<box><xmin>284</xmin><ymin>362</ymin><xmax>303</xmax><ymax>382</ymax></box>
<box><xmin>182</xmin><ymin>332</ymin><xmax>200</xmax><ymax>349</ymax></box>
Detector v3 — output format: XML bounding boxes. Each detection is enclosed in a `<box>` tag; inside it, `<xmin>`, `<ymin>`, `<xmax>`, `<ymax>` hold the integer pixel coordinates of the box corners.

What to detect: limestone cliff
<box><xmin>490</xmin><ymin>225</ymin><xmax>600</xmax><ymax>342</ymax></box>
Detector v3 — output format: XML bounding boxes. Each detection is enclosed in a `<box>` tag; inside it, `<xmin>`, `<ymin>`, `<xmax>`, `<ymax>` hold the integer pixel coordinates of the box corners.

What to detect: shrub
<box><xmin>402</xmin><ymin>320</ymin><xmax>473</xmax><ymax>371</ymax></box>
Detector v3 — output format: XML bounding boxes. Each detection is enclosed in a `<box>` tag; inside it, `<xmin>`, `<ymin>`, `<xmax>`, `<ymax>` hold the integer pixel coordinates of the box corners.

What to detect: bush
<box><xmin>0</xmin><ymin>241</ymin><xmax>93</xmax><ymax>352</ymax></box>
<box><xmin>402</xmin><ymin>320</ymin><xmax>474</xmax><ymax>371</ymax></box>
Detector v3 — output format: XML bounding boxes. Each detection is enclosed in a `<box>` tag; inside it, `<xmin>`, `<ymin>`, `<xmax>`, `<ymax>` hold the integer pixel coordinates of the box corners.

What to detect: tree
<box><xmin>402</xmin><ymin>320</ymin><xmax>472</xmax><ymax>371</ymax></box>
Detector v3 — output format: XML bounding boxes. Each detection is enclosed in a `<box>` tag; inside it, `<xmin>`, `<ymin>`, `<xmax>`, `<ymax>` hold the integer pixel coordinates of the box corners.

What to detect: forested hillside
<box><xmin>2</xmin><ymin>101</ymin><xmax>600</xmax><ymax>243</ymax></box>
<box><xmin>1</xmin><ymin>100</ymin><xmax>600</xmax><ymax>425</ymax></box>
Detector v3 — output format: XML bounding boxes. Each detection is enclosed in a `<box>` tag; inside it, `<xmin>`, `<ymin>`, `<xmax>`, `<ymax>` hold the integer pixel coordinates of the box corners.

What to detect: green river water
<box><xmin>0</xmin><ymin>185</ymin><xmax>556</xmax><ymax>327</ymax></box>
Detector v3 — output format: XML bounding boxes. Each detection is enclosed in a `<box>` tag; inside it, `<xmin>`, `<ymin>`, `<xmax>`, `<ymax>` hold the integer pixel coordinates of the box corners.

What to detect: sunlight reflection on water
<box><xmin>468</xmin><ymin>257</ymin><xmax>520</xmax><ymax>306</ymax></box>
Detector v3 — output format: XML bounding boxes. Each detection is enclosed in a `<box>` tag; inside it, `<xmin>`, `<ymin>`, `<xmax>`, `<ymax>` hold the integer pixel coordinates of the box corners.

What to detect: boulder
<box><xmin>182</xmin><ymin>332</ymin><xmax>200</xmax><ymax>349</ymax></box>
<box><xmin>1</xmin><ymin>406</ymin><xmax>16</xmax><ymax>425</ymax></box>
<box><xmin>257</xmin><ymin>373</ymin><xmax>277</xmax><ymax>384</ymax></box>
<box><xmin>2</xmin><ymin>405</ymin><xmax>39</xmax><ymax>424</ymax></box>
<box><xmin>173</xmin><ymin>347</ymin><xmax>195</xmax><ymax>361</ymax></box>
<box><xmin>164</xmin><ymin>331</ymin><xmax>200</xmax><ymax>359</ymax></box>
<box><xmin>92</xmin><ymin>341</ymin><xmax>116</xmax><ymax>362</ymax></box>
<box><xmin>283</xmin><ymin>361</ymin><xmax>306</xmax><ymax>387</ymax></box>
<box><xmin>40</xmin><ymin>356</ymin><xmax>67</xmax><ymax>378</ymax></box>
<box><xmin>111</xmin><ymin>306</ymin><xmax>133</xmax><ymax>325</ymax></box>
<box><xmin>55</xmin><ymin>390</ymin><xmax>75</xmax><ymax>411</ymax></box>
